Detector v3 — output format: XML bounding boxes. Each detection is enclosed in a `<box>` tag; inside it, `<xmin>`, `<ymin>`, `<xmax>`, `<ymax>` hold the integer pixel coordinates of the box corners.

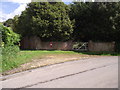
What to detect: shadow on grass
<box><xmin>20</xmin><ymin>49</ymin><xmax>57</xmax><ymax>51</ymax></box>
<box><xmin>20</xmin><ymin>49</ymin><xmax>120</xmax><ymax>56</ymax></box>
<box><xmin>73</xmin><ymin>51</ymin><xmax>120</xmax><ymax>56</ymax></box>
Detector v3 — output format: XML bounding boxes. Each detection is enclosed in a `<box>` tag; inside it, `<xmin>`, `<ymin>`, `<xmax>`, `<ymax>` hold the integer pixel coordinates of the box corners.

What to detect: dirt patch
<box><xmin>1</xmin><ymin>54</ymin><xmax>100</xmax><ymax>76</ymax></box>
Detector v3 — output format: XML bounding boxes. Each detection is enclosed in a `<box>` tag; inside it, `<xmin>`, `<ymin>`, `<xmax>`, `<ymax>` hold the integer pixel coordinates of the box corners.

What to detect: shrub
<box><xmin>0</xmin><ymin>23</ymin><xmax>20</xmax><ymax>72</ymax></box>
<box><xmin>0</xmin><ymin>23</ymin><xmax>20</xmax><ymax>46</ymax></box>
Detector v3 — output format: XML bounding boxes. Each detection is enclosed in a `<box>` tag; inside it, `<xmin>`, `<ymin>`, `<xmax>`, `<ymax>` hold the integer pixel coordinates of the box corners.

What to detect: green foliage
<box><xmin>69</xmin><ymin>2</ymin><xmax>120</xmax><ymax>42</ymax></box>
<box><xmin>4</xmin><ymin>2</ymin><xmax>120</xmax><ymax>43</ymax></box>
<box><xmin>14</xmin><ymin>2</ymin><xmax>73</xmax><ymax>41</ymax></box>
<box><xmin>2</xmin><ymin>46</ymin><xmax>20</xmax><ymax>58</ymax></box>
<box><xmin>0</xmin><ymin>23</ymin><xmax>20</xmax><ymax>72</ymax></box>
<box><xmin>2</xmin><ymin>46</ymin><xmax>20</xmax><ymax>71</ymax></box>
<box><xmin>3</xmin><ymin>19</ymin><xmax>14</xmax><ymax>27</ymax></box>
<box><xmin>2</xmin><ymin>50</ymin><xmax>120</xmax><ymax>72</ymax></box>
<box><xmin>74</xmin><ymin>51</ymin><xmax>120</xmax><ymax>56</ymax></box>
<box><xmin>0</xmin><ymin>24</ymin><xmax>20</xmax><ymax>46</ymax></box>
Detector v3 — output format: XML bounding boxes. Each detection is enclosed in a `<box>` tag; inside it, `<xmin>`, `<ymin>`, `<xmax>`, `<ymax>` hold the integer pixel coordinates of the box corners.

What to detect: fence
<box><xmin>20</xmin><ymin>36</ymin><xmax>115</xmax><ymax>51</ymax></box>
<box><xmin>20</xmin><ymin>36</ymin><xmax>73</xmax><ymax>50</ymax></box>
<box><xmin>88</xmin><ymin>40</ymin><xmax>115</xmax><ymax>51</ymax></box>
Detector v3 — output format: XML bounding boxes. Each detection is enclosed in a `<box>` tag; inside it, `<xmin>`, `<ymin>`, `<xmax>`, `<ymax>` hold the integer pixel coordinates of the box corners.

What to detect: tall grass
<box><xmin>1</xmin><ymin>50</ymin><xmax>80</xmax><ymax>72</ymax></box>
<box><xmin>1</xmin><ymin>46</ymin><xmax>20</xmax><ymax>72</ymax></box>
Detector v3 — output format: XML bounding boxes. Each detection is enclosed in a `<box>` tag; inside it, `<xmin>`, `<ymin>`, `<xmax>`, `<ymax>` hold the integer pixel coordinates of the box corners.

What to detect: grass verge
<box><xmin>1</xmin><ymin>50</ymin><xmax>79</xmax><ymax>73</ymax></box>
<box><xmin>74</xmin><ymin>51</ymin><xmax>120</xmax><ymax>56</ymax></box>
<box><xmin>1</xmin><ymin>50</ymin><xmax>120</xmax><ymax>75</ymax></box>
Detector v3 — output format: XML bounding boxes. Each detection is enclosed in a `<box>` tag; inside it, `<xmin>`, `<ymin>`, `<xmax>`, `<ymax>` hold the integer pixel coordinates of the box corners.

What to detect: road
<box><xmin>0</xmin><ymin>56</ymin><xmax>118</xmax><ymax>88</ymax></box>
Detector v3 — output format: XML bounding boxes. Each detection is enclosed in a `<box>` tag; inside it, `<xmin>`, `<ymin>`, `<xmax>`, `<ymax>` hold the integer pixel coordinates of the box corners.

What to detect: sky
<box><xmin>0</xmin><ymin>0</ymin><xmax>72</xmax><ymax>22</ymax></box>
<box><xmin>0</xmin><ymin>0</ymin><xmax>31</xmax><ymax>22</ymax></box>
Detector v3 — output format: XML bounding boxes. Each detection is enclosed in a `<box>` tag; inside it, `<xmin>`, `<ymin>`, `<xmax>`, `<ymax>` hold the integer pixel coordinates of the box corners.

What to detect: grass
<box><xmin>1</xmin><ymin>50</ymin><xmax>120</xmax><ymax>74</ymax></box>
<box><xmin>1</xmin><ymin>50</ymin><xmax>81</xmax><ymax>72</ymax></box>
<box><xmin>74</xmin><ymin>51</ymin><xmax>120</xmax><ymax>56</ymax></box>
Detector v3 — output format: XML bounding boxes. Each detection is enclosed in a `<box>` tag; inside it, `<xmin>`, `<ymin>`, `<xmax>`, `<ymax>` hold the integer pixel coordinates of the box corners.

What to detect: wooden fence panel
<box><xmin>88</xmin><ymin>41</ymin><xmax>115</xmax><ymax>51</ymax></box>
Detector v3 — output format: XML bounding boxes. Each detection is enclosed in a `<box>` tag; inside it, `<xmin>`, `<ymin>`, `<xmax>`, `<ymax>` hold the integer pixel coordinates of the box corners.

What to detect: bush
<box><xmin>0</xmin><ymin>23</ymin><xmax>20</xmax><ymax>72</ymax></box>
<box><xmin>0</xmin><ymin>23</ymin><xmax>20</xmax><ymax>46</ymax></box>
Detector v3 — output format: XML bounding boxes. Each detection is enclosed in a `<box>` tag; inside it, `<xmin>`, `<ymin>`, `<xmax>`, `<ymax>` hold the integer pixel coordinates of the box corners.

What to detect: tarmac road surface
<box><xmin>0</xmin><ymin>56</ymin><xmax>118</xmax><ymax>88</ymax></box>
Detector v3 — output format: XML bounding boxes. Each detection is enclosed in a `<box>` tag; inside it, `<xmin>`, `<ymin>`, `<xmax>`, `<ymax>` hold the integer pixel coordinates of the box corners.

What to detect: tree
<box><xmin>69</xmin><ymin>2</ymin><xmax>120</xmax><ymax>42</ymax></box>
<box><xmin>113</xmin><ymin>2</ymin><xmax>120</xmax><ymax>42</ymax></box>
<box><xmin>69</xmin><ymin>2</ymin><xmax>92</xmax><ymax>41</ymax></box>
<box><xmin>3</xmin><ymin>18</ymin><xmax>14</xmax><ymax>27</ymax></box>
<box><xmin>15</xmin><ymin>2</ymin><xmax>73</xmax><ymax>41</ymax></box>
<box><xmin>11</xmin><ymin>15</ymin><xmax>20</xmax><ymax>33</ymax></box>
